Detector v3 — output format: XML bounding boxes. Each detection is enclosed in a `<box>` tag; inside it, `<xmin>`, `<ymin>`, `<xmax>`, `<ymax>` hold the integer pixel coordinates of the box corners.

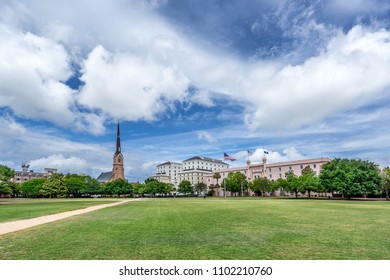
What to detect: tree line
<box><xmin>208</xmin><ymin>159</ymin><xmax>389</xmax><ymax>199</ymax></box>
<box><xmin>0</xmin><ymin>167</ymin><xmax>175</xmax><ymax>198</ymax></box>
<box><xmin>1</xmin><ymin>158</ymin><xmax>390</xmax><ymax>199</ymax></box>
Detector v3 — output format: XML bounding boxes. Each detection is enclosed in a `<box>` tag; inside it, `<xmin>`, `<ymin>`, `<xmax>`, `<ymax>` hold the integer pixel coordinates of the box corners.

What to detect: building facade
<box><xmin>178</xmin><ymin>156</ymin><xmax>229</xmax><ymax>187</ymax></box>
<box><xmin>153</xmin><ymin>161</ymin><xmax>183</xmax><ymax>186</ymax></box>
<box><xmin>205</xmin><ymin>157</ymin><xmax>331</xmax><ymax>196</ymax></box>
<box><xmin>12</xmin><ymin>166</ymin><xmax>57</xmax><ymax>184</ymax></box>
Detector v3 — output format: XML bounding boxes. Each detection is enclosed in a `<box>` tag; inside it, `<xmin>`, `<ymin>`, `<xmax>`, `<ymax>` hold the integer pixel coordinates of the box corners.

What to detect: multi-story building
<box><xmin>205</xmin><ymin>157</ymin><xmax>331</xmax><ymax>196</ymax></box>
<box><xmin>12</xmin><ymin>167</ymin><xmax>57</xmax><ymax>184</ymax></box>
<box><xmin>150</xmin><ymin>161</ymin><xmax>183</xmax><ymax>186</ymax></box>
<box><xmin>150</xmin><ymin>156</ymin><xmax>229</xmax><ymax>191</ymax></box>
<box><xmin>178</xmin><ymin>156</ymin><xmax>229</xmax><ymax>188</ymax></box>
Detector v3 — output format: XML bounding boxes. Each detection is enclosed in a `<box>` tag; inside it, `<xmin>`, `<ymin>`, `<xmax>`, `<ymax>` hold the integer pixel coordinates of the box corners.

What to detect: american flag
<box><xmin>224</xmin><ymin>152</ymin><xmax>236</xmax><ymax>161</ymax></box>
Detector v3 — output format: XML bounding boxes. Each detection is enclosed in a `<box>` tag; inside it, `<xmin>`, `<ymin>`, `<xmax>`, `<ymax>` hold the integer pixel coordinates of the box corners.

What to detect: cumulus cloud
<box><xmin>0</xmin><ymin>115</ymin><xmax>26</xmax><ymax>141</ymax></box>
<box><xmin>242</xmin><ymin>25</ymin><xmax>390</xmax><ymax>130</ymax></box>
<box><xmin>0</xmin><ymin>24</ymin><xmax>75</xmax><ymax>125</ymax></box>
<box><xmin>78</xmin><ymin>45</ymin><xmax>190</xmax><ymax>121</ymax></box>
<box><xmin>29</xmin><ymin>154</ymin><xmax>88</xmax><ymax>174</ymax></box>
<box><xmin>248</xmin><ymin>147</ymin><xmax>306</xmax><ymax>164</ymax></box>
<box><xmin>4</xmin><ymin>0</ymin><xmax>389</xmax><ymax>135</ymax></box>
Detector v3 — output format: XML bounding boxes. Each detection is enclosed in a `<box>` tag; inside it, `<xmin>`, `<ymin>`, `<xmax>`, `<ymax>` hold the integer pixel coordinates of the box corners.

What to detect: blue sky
<box><xmin>1</xmin><ymin>0</ymin><xmax>390</xmax><ymax>182</ymax></box>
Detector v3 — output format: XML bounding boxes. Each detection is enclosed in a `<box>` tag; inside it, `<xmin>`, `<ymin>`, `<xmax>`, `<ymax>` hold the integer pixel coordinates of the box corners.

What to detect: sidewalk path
<box><xmin>0</xmin><ymin>199</ymin><xmax>139</xmax><ymax>236</ymax></box>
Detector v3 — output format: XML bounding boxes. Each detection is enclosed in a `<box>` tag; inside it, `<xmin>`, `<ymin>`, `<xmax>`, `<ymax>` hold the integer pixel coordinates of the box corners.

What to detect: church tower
<box><xmin>110</xmin><ymin>122</ymin><xmax>125</xmax><ymax>181</ymax></box>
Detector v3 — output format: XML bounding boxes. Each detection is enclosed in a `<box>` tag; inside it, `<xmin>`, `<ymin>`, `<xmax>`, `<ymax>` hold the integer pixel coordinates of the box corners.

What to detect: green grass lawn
<box><xmin>0</xmin><ymin>198</ymin><xmax>121</xmax><ymax>222</ymax></box>
<box><xmin>0</xmin><ymin>198</ymin><xmax>389</xmax><ymax>260</ymax></box>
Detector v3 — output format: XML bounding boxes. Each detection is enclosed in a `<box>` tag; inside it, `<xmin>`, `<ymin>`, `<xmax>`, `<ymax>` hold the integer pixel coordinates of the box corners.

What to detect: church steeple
<box><xmin>115</xmin><ymin>122</ymin><xmax>121</xmax><ymax>155</ymax></box>
<box><xmin>110</xmin><ymin>122</ymin><xmax>125</xmax><ymax>181</ymax></box>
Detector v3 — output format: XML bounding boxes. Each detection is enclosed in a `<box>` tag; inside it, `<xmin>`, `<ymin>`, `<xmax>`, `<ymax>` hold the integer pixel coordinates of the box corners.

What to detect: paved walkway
<box><xmin>0</xmin><ymin>199</ymin><xmax>139</xmax><ymax>236</ymax></box>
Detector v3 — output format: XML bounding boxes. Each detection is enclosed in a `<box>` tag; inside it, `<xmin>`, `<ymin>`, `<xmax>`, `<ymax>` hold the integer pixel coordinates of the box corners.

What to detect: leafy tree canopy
<box><xmin>178</xmin><ymin>180</ymin><xmax>192</xmax><ymax>194</ymax></box>
<box><xmin>0</xmin><ymin>164</ymin><xmax>15</xmax><ymax>182</ymax></box>
<box><xmin>319</xmin><ymin>158</ymin><xmax>381</xmax><ymax>198</ymax></box>
<box><xmin>40</xmin><ymin>173</ymin><xmax>67</xmax><ymax>198</ymax></box>
<box><xmin>18</xmin><ymin>178</ymin><xmax>46</xmax><ymax>197</ymax></box>
<box><xmin>250</xmin><ymin>177</ymin><xmax>271</xmax><ymax>196</ymax></box>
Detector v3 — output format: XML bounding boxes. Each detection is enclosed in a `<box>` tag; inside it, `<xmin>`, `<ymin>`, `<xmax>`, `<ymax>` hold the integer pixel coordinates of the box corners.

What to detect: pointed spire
<box><xmin>115</xmin><ymin>122</ymin><xmax>121</xmax><ymax>154</ymax></box>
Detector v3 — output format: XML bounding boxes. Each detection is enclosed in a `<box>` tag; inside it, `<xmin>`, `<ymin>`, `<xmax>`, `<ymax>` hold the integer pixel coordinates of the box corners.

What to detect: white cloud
<box><xmin>248</xmin><ymin>147</ymin><xmax>305</xmax><ymax>164</ymax></box>
<box><xmin>0</xmin><ymin>24</ymin><xmax>74</xmax><ymax>125</ymax></box>
<box><xmin>0</xmin><ymin>115</ymin><xmax>26</xmax><ymax>141</ymax></box>
<box><xmin>1</xmin><ymin>1</ymin><xmax>390</xmax><ymax>135</ymax></box>
<box><xmin>242</xmin><ymin>25</ymin><xmax>390</xmax><ymax>130</ymax></box>
<box><xmin>190</xmin><ymin>90</ymin><xmax>215</xmax><ymax>107</ymax></box>
<box><xmin>29</xmin><ymin>154</ymin><xmax>88</xmax><ymax>174</ymax></box>
<box><xmin>78</xmin><ymin>45</ymin><xmax>190</xmax><ymax>121</ymax></box>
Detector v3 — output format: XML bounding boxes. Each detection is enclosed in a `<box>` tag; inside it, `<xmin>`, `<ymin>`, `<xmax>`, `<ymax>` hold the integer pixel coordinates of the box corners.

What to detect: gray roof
<box><xmin>156</xmin><ymin>161</ymin><xmax>182</xmax><ymax>167</ymax></box>
<box><xmin>97</xmin><ymin>171</ymin><xmax>112</xmax><ymax>183</ymax></box>
<box><xmin>183</xmin><ymin>156</ymin><xmax>226</xmax><ymax>164</ymax></box>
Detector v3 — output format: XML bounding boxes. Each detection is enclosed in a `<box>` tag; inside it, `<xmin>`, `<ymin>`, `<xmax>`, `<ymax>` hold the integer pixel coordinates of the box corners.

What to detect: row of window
<box><xmin>268</xmin><ymin>164</ymin><xmax>317</xmax><ymax>172</ymax></box>
<box><xmin>184</xmin><ymin>161</ymin><xmax>225</xmax><ymax>168</ymax></box>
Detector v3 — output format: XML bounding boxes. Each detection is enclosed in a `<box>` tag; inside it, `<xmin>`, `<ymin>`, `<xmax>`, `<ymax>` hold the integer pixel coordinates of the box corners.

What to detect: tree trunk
<box><xmin>295</xmin><ymin>191</ymin><xmax>298</xmax><ymax>198</ymax></box>
<box><xmin>308</xmin><ymin>190</ymin><xmax>311</xmax><ymax>198</ymax></box>
<box><xmin>386</xmin><ymin>190</ymin><xmax>389</xmax><ymax>201</ymax></box>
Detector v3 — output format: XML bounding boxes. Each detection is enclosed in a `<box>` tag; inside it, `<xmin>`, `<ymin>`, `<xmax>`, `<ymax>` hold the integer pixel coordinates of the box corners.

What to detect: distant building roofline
<box><xmin>182</xmin><ymin>156</ymin><xmax>227</xmax><ymax>164</ymax></box>
<box><xmin>156</xmin><ymin>161</ymin><xmax>183</xmax><ymax>167</ymax></box>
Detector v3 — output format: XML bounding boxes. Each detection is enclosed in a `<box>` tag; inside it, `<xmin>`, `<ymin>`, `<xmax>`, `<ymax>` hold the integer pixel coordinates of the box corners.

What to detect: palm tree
<box><xmin>213</xmin><ymin>172</ymin><xmax>221</xmax><ymax>196</ymax></box>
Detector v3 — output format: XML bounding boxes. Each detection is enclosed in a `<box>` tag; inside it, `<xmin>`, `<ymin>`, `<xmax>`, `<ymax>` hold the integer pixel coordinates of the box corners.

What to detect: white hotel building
<box><xmin>151</xmin><ymin>156</ymin><xmax>229</xmax><ymax>188</ymax></box>
<box><xmin>178</xmin><ymin>156</ymin><xmax>229</xmax><ymax>186</ymax></box>
<box><xmin>150</xmin><ymin>161</ymin><xmax>183</xmax><ymax>186</ymax></box>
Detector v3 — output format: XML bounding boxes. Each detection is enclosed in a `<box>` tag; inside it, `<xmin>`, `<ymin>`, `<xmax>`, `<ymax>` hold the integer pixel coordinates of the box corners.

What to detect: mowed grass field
<box><xmin>0</xmin><ymin>198</ymin><xmax>121</xmax><ymax>222</ymax></box>
<box><xmin>0</xmin><ymin>198</ymin><xmax>389</xmax><ymax>260</ymax></box>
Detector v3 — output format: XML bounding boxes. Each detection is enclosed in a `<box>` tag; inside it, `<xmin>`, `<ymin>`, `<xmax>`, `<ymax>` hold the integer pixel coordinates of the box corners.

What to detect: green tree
<box><xmin>194</xmin><ymin>182</ymin><xmax>207</xmax><ymax>195</ymax></box>
<box><xmin>225</xmin><ymin>172</ymin><xmax>247</xmax><ymax>197</ymax></box>
<box><xmin>0</xmin><ymin>164</ymin><xmax>15</xmax><ymax>195</ymax></box>
<box><xmin>250</xmin><ymin>177</ymin><xmax>271</xmax><ymax>197</ymax></box>
<box><xmin>18</xmin><ymin>178</ymin><xmax>46</xmax><ymax>198</ymax></box>
<box><xmin>380</xmin><ymin>167</ymin><xmax>390</xmax><ymax>201</ymax></box>
<box><xmin>273</xmin><ymin>177</ymin><xmax>288</xmax><ymax>196</ymax></box>
<box><xmin>64</xmin><ymin>174</ymin><xmax>85</xmax><ymax>197</ymax></box>
<box><xmin>105</xmin><ymin>179</ymin><xmax>132</xmax><ymax>197</ymax></box>
<box><xmin>159</xmin><ymin>182</ymin><xmax>174</xmax><ymax>196</ymax></box>
<box><xmin>145</xmin><ymin>178</ymin><xmax>159</xmax><ymax>196</ymax></box>
<box><xmin>133</xmin><ymin>183</ymin><xmax>147</xmax><ymax>197</ymax></box>
<box><xmin>40</xmin><ymin>173</ymin><xmax>67</xmax><ymax>198</ymax></box>
<box><xmin>83</xmin><ymin>176</ymin><xmax>101</xmax><ymax>195</ymax></box>
<box><xmin>284</xmin><ymin>170</ymin><xmax>300</xmax><ymax>198</ymax></box>
<box><xmin>178</xmin><ymin>180</ymin><xmax>192</xmax><ymax>195</ymax></box>
<box><xmin>298</xmin><ymin>166</ymin><xmax>320</xmax><ymax>198</ymax></box>
<box><xmin>320</xmin><ymin>158</ymin><xmax>381</xmax><ymax>199</ymax></box>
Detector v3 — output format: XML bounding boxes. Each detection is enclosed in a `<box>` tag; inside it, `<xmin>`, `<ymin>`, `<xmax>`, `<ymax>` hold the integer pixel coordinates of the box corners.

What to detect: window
<box><xmin>300</xmin><ymin>165</ymin><xmax>303</xmax><ymax>169</ymax></box>
<box><xmin>269</xmin><ymin>168</ymin><xmax>272</xmax><ymax>172</ymax></box>
<box><xmin>289</xmin><ymin>166</ymin><xmax>292</xmax><ymax>170</ymax></box>
<box><xmin>313</xmin><ymin>164</ymin><xmax>317</xmax><ymax>168</ymax></box>
<box><xmin>269</xmin><ymin>174</ymin><xmax>272</xmax><ymax>179</ymax></box>
<box><xmin>279</xmin><ymin>174</ymin><xmax>282</xmax><ymax>178</ymax></box>
<box><xmin>279</xmin><ymin>167</ymin><xmax>281</xmax><ymax>171</ymax></box>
